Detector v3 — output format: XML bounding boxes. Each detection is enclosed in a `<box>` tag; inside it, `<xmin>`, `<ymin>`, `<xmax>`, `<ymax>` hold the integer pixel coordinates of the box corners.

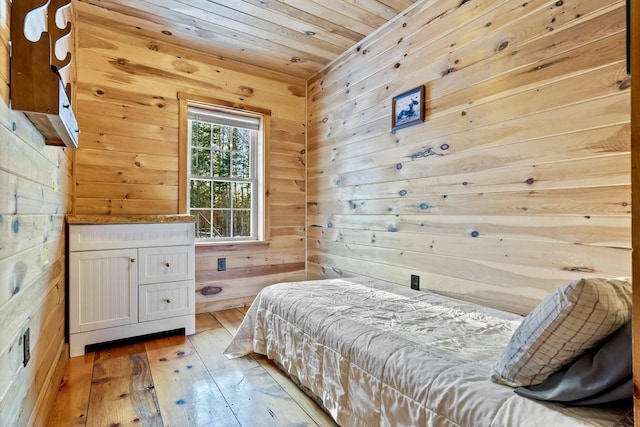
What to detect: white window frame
<box><xmin>180</xmin><ymin>97</ymin><xmax>269</xmax><ymax>244</ymax></box>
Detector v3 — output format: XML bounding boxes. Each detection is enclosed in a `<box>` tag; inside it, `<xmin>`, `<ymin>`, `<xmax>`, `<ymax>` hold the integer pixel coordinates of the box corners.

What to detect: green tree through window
<box><xmin>188</xmin><ymin>107</ymin><xmax>261</xmax><ymax>241</ymax></box>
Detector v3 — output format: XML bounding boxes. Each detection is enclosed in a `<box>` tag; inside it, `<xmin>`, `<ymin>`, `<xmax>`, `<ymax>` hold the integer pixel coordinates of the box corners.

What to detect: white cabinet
<box><xmin>68</xmin><ymin>222</ymin><xmax>195</xmax><ymax>356</ymax></box>
<box><xmin>70</xmin><ymin>248</ymin><xmax>138</xmax><ymax>333</ymax></box>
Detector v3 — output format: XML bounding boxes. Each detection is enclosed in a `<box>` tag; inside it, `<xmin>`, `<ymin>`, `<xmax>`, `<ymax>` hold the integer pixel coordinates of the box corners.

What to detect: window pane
<box><xmin>216</xmin><ymin>125</ymin><xmax>231</xmax><ymax>151</ymax></box>
<box><xmin>213</xmin><ymin>210</ymin><xmax>230</xmax><ymax>237</ymax></box>
<box><xmin>231</xmin><ymin>152</ymin><xmax>250</xmax><ymax>178</ymax></box>
<box><xmin>192</xmin><ymin>210</ymin><xmax>212</xmax><ymax>239</ymax></box>
<box><xmin>233</xmin><ymin>210</ymin><xmax>251</xmax><ymax>237</ymax></box>
<box><xmin>187</xmin><ymin>105</ymin><xmax>262</xmax><ymax>242</ymax></box>
<box><xmin>234</xmin><ymin>182</ymin><xmax>252</xmax><ymax>209</ymax></box>
<box><xmin>191</xmin><ymin>148</ymin><xmax>211</xmax><ymax>177</ymax></box>
<box><xmin>232</xmin><ymin>128</ymin><xmax>251</xmax><ymax>151</ymax></box>
<box><xmin>192</xmin><ymin>121</ymin><xmax>211</xmax><ymax>148</ymax></box>
<box><xmin>213</xmin><ymin>181</ymin><xmax>231</xmax><ymax>208</ymax></box>
<box><xmin>212</xmin><ymin>149</ymin><xmax>231</xmax><ymax>177</ymax></box>
<box><xmin>190</xmin><ymin>180</ymin><xmax>211</xmax><ymax>208</ymax></box>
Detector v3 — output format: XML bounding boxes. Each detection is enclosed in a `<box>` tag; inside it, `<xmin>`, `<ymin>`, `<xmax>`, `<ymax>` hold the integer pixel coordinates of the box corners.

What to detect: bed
<box><xmin>224</xmin><ymin>277</ymin><xmax>633</xmax><ymax>427</ymax></box>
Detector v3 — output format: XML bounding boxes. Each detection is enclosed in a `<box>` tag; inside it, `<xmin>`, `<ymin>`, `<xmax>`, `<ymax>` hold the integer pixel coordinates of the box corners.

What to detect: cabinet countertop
<box><xmin>67</xmin><ymin>215</ymin><xmax>196</xmax><ymax>225</ymax></box>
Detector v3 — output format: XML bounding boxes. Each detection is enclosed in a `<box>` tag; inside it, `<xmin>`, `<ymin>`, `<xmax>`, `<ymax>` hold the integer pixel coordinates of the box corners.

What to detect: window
<box><xmin>183</xmin><ymin>101</ymin><xmax>268</xmax><ymax>243</ymax></box>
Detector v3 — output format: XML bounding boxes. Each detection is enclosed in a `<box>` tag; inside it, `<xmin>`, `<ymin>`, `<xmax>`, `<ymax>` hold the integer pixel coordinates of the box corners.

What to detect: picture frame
<box><xmin>391</xmin><ymin>85</ymin><xmax>425</xmax><ymax>131</ymax></box>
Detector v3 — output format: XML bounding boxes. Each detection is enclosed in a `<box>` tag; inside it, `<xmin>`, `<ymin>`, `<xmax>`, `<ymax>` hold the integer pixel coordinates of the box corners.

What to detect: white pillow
<box><xmin>491</xmin><ymin>277</ymin><xmax>632</xmax><ymax>387</ymax></box>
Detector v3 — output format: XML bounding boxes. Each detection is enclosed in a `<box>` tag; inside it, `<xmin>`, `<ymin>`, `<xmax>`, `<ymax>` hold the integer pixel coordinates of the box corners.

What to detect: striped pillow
<box><xmin>491</xmin><ymin>277</ymin><xmax>632</xmax><ymax>387</ymax></box>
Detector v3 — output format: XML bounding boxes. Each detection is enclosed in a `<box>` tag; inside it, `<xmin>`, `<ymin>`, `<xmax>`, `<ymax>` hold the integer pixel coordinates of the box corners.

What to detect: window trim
<box><xmin>178</xmin><ymin>92</ymin><xmax>271</xmax><ymax>244</ymax></box>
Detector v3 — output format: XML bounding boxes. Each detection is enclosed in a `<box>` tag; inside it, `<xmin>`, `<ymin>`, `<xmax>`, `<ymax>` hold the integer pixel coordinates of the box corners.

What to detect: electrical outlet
<box><xmin>23</xmin><ymin>328</ymin><xmax>30</xmax><ymax>367</ymax></box>
<box><xmin>217</xmin><ymin>258</ymin><xmax>226</xmax><ymax>271</ymax></box>
<box><xmin>410</xmin><ymin>274</ymin><xmax>420</xmax><ymax>290</ymax></box>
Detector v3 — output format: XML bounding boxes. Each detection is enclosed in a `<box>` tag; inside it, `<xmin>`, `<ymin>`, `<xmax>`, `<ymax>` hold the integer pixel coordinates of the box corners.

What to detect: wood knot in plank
<box><xmin>409</xmin><ymin>146</ymin><xmax>444</xmax><ymax>160</ymax></box>
<box><xmin>496</xmin><ymin>40</ymin><xmax>509</xmax><ymax>51</ymax></box>
<box><xmin>563</xmin><ymin>266</ymin><xmax>594</xmax><ymax>273</ymax></box>
<box><xmin>172</xmin><ymin>60</ymin><xmax>199</xmax><ymax>74</ymax></box>
<box><xmin>237</xmin><ymin>86</ymin><xmax>254</xmax><ymax>97</ymax></box>
<box><xmin>201</xmin><ymin>286</ymin><xmax>222</xmax><ymax>296</ymax></box>
<box><xmin>619</xmin><ymin>78</ymin><xmax>631</xmax><ymax>90</ymax></box>
<box><xmin>531</xmin><ymin>57</ymin><xmax>568</xmax><ymax>72</ymax></box>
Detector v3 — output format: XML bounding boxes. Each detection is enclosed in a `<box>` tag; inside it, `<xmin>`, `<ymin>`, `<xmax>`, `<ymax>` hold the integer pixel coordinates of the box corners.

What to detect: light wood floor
<box><xmin>47</xmin><ymin>308</ymin><xmax>338</xmax><ymax>426</ymax></box>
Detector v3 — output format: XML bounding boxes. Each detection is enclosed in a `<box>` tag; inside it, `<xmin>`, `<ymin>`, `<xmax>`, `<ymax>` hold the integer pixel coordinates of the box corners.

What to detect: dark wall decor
<box><xmin>391</xmin><ymin>85</ymin><xmax>425</xmax><ymax>131</ymax></box>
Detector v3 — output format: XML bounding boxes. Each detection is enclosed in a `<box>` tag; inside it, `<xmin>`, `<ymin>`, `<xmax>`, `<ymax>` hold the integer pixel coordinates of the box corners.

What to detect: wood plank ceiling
<box><xmin>74</xmin><ymin>0</ymin><xmax>418</xmax><ymax>80</ymax></box>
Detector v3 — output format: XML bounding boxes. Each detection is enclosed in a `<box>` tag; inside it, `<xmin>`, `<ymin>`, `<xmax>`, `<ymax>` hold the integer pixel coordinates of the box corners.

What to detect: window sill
<box><xmin>195</xmin><ymin>240</ymin><xmax>271</xmax><ymax>253</ymax></box>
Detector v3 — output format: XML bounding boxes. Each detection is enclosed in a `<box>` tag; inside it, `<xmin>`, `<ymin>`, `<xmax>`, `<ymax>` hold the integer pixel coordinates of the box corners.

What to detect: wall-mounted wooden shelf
<box><xmin>10</xmin><ymin>0</ymin><xmax>79</xmax><ymax>148</ymax></box>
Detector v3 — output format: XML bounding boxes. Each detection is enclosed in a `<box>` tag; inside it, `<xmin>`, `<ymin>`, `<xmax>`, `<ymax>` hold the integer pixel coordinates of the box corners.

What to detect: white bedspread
<box><xmin>224</xmin><ymin>278</ymin><xmax>633</xmax><ymax>427</ymax></box>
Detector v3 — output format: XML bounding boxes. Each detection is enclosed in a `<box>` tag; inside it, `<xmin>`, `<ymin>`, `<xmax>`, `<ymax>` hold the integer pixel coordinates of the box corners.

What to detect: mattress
<box><xmin>224</xmin><ymin>277</ymin><xmax>633</xmax><ymax>427</ymax></box>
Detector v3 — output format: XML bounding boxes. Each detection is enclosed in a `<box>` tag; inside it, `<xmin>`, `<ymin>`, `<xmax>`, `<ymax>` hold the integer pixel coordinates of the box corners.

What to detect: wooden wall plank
<box><xmin>309</xmin><ymin>123</ymin><xmax>630</xmax><ymax>192</ymax></box>
<box><xmin>307</xmin><ymin>0</ymin><xmax>631</xmax><ymax>316</ymax></box>
<box><xmin>74</xmin><ymin>11</ymin><xmax>307</xmax><ymax>311</ymax></box>
<box><xmin>0</xmin><ymin>276</ymin><xmax>65</xmax><ymax>426</ymax></box>
<box><xmin>0</xmin><ymin>2</ymin><xmax>72</xmax><ymax>419</ymax></box>
<box><xmin>308</xmin><ymin>214</ymin><xmax>630</xmax><ymax>247</ymax></box>
<box><xmin>310</xmin><ymin>227</ymin><xmax>630</xmax><ymax>278</ymax></box>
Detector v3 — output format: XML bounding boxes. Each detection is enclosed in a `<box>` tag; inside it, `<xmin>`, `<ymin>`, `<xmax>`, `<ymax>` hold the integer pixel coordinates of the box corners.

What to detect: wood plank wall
<box><xmin>307</xmin><ymin>0</ymin><xmax>631</xmax><ymax>315</ymax></box>
<box><xmin>73</xmin><ymin>2</ymin><xmax>307</xmax><ymax>312</ymax></box>
<box><xmin>0</xmin><ymin>0</ymin><xmax>72</xmax><ymax>423</ymax></box>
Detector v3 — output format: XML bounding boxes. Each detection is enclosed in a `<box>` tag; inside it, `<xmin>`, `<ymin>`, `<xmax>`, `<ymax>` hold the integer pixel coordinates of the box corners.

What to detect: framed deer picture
<box><xmin>391</xmin><ymin>85</ymin><xmax>425</xmax><ymax>131</ymax></box>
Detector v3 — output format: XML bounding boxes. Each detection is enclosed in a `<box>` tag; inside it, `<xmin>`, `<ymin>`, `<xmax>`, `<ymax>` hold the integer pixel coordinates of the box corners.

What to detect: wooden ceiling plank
<box><xmin>237</xmin><ymin>0</ymin><xmax>369</xmax><ymax>42</ymax></box>
<box><xmin>78</xmin><ymin>0</ymin><xmax>337</xmax><ymax>62</ymax></box>
<box><xmin>75</xmin><ymin>1</ymin><xmax>323</xmax><ymax>78</ymax></box>
<box><xmin>261</xmin><ymin>0</ymin><xmax>381</xmax><ymax>34</ymax></box>
<box><xmin>166</xmin><ymin>0</ymin><xmax>346</xmax><ymax>58</ymax></box>
<box><xmin>74</xmin><ymin>0</ymin><xmax>419</xmax><ymax>80</ymax></box>
<box><xmin>182</xmin><ymin>0</ymin><xmax>360</xmax><ymax>50</ymax></box>
<box><xmin>75</xmin><ymin>22</ymin><xmax>307</xmax><ymax>87</ymax></box>
<box><xmin>305</xmin><ymin>0</ymin><xmax>396</xmax><ymax>23</ymax></box>
<box><xmin>375</xmin><ymin>0</ymin><xmax>416</xmax><ymax>11</ymax></box>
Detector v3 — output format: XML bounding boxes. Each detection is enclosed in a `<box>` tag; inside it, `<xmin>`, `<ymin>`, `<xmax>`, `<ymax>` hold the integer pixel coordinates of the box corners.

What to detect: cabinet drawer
<box><xmin>69</xmin><ymin>223</ymin><xmax>194</xmax><ymax>251</ymax></box>
<box><xmin>138</xmin><ymin>245</ymin><xmax>194</xmax><ymax>284</ymax></box>
<box><xmin>139</xmin><ymin>281</ymin><xmax>194</xmax><ymax>322</ymax></box>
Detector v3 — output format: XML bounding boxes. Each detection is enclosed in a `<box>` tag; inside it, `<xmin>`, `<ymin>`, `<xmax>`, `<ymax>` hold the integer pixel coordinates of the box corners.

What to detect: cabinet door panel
<box><xmin>138</xmin><ymin>245</ymin><xmax>194</xmax><ymax>285</ymax></box>
<box><xmin>69</xmin><ymin>249</ymin><xmax>138</xmax><ymax>333</ymax></box>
